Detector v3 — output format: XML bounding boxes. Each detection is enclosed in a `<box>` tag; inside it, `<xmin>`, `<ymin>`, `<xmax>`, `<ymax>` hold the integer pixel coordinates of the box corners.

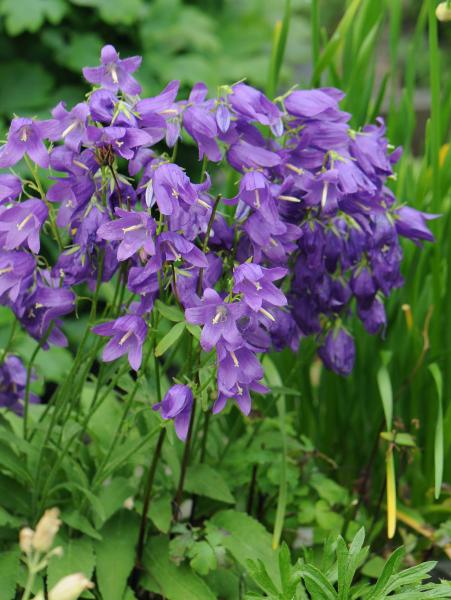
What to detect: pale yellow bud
<box><xmin>32</xmin><ymin>508</ymin><xmax>61</xmax><ymax>553</ymax></box>
<box><xmin>19</xmin><ymin>527</ymin><xmax>35</xmax><ymax>554</ymax></box>
<box><xmin>436</xmin><ymin>2</ymin><xmax>451</xmax><ymax>21</ymax></box>
<box><xmin>49</xmin><ymin>574</ymin><xmax>94</xmax><ymax>600</ymax></box>
<box><xmin>33</xmin><ymin>574</ymin><xmax>94</xmax><ymax>600</ymax></box>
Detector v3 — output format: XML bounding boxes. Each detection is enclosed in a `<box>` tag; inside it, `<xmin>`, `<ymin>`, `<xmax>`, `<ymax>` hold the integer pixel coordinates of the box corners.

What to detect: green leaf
<box><xmin>246</xmin><ymin>558</ymin><xmax>280</xmax><ymax>597</ymax></box>
<box><xmin>1</xmin><ymin>0</ymin><xmax>67</xmax><ymax>35</ymax></box>
<box><xmin>95</xmin><ymin>510</ymin><xmax>140</xmax><ymax>600</ymax></box>
<box><xmin>184</xmin><ymin>463</ymin><xmax>234</xmax><ymax>504</ymax></box>
<box><xmin>155</xmin><ymin>300</ymin><xmax>185</xmax><ymax>322</ymax></box>
<box><xmin>429</xmin><ymin>363</ymin><xmax>444</xmax><ymax>499</ymax></box>
<box><xmin>0</xmin><ymin>61</ymin><xmax>53</xmax><ymax>116</ymax></box>
<box><xmin>371</xmin><ymin>546</ymin><xmax>405</xmax><ymax>599</ymax></box>
<box><xmin>380</xmin><ymin>432</ymin><xmax>416</xmax><ymax>447</ymax></box>
<box><xmin>210</xmin><ymin>510</ymin><xmax>280</xmax><ymax>586</ymax></box>
<box><xmin>141</xmin><ymin>535</ymin><xmax>216</xmax><ymax>600</ymax></box>
<box><xmin>47</xmin><ymin>537</ymin><xmax>95</xmax><ymax>588</ymax></box>
<box><xmin>63</xmin><ymin>510</ymin><xmax>102</xmax><ymax>541</ymax></box>
<box><xmin>300</xmin><ymin>564</ymin><xmax>337</xmax><ymax>600</ymax></box>
<box><xmin>377</xmin><ymin>364</ymin><xmax>393</xmax><ymax>431</ymax></box>
<box><xmin>189</xmin><ymin>541</ymin><xmax>217</xmax><ymax>576</ymax></box>
<box><xmin>98</xmin><ymin>477</ymin><xmax>136</xmax><ymax>523</ymax></box>
<box><xmin>0</xmin><ymin>549</ymin><xmax>20</xmax><ymax>600</ymax></box>
<box><xmin>0</xmin><ymin>442</ymin><xmax>32</xmax><ymax>484</ymax></box>
<box><xmin>155</xmin><ymin>321</ymin><xmax>186</xmax><ymax>357</ymax></box>
<box><xmin>148</xmin><ymin>494</ymin><xmax>172</xmax><ymax>533</ymax></box>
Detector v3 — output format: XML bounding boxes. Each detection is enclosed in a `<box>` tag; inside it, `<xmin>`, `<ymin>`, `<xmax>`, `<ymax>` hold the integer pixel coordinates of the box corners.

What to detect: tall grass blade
<box><xmin>429</xmin><ymin>363</ymin><xmax>444</xmax><ymax>499</ymax></box>
<box><xmin>267</xmin><ymin>0</ymin><xmax>291</xmax><ymax>98</ymax></box>
<box><xmin>311</xmin><ymin>0</ymin><xmax>362</xmax><ymax>84</ymax></box>
<box><xmin>377</xmin><ymin>365</ymin><xmax>393</xmax><ymax>431</ymax></box>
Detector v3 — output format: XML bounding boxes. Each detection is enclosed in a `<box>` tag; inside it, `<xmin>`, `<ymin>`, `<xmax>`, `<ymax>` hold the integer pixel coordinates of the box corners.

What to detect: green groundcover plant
<box><xmin>0</xmin><ymin>1</ymin><xmax>450</xmax><ymax>599</ymax></box>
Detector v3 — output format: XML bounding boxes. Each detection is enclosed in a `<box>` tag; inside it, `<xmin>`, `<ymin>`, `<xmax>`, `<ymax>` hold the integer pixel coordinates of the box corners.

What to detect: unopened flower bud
<box><xmin>436</xmin><ymin>2</ymin><xmax>451</xmax><ymax>21</ymax></box>
<box><xmin>32</xmin><ymin>508</ymin><xmax>61</xmax><ymax>553</ymax></box>
<box><xmin>49</xmin><ymin>573</ymin><xmax>94</xmax><ymax>600</ymax></box>
<box><xmin>19</xmin><ymin>527</ymin><xmax>35</xmax><ymax>554</ymax></box>
<box><xmin>48</xmin><ymin>546</ymin><xmax>64</xmax><ymax>558</ymax></box>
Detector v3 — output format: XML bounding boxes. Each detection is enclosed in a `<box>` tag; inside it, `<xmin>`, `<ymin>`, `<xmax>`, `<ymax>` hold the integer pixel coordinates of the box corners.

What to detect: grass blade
<box><xmin>377</xmin><ymin>365</ymin><xmax>393</xmax><ymax>431</ymax></box>
<box><xmin>429</xmin><ymin>363</ymin><xmax>444</xmax><ymax>499</ymax></box>
<box><xmin>386</xmin><ymin>446</ymin><xmax>397</xmax><ymax>539</ymax></box>
<box><xmin>267</xmin><ymin>0</ymin><xmax>291</xmax><ymax>97</ymax></box>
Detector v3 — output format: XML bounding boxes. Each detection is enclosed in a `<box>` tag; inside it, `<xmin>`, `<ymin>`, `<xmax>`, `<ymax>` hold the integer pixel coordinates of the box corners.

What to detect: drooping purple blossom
<box><xmin>153</xmin><ymin>384</ymin><xmax>193</xmax><ymax>441</ymax></box>
<box><xmin>96</xmin><ymin>208</ymin><xmax>156</xmax><ymax>261</ymax></box>
<box><xmin>0</xmin><ymin>355</ymin><xmax>39</xmax><ymax>414</ymax></box>
<box><xmin>0</xmin><ymin>199</ymin><xmax>48</xmax><ymax>253</ymax></box>
<box><xmin>92</xmin><ymin>315</ymin><xmax>147</xmax><ymax>371</ymax></box>
<box><xmin>0</xmin><ymin>118</ymin><xmax>55</xmax><ymax>169</ymax></box>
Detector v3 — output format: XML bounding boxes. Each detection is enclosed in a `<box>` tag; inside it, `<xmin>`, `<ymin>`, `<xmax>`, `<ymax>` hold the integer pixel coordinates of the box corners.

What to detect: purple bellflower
<box><xmin>83</xmin><ymin>44</ymin><xmax>142</xmax><ymax>96</ymax></box>
<box><xmin>0</xmin><ymin>199</ymin><xmax>48</xmax><ymax>253</ymax></box>
<box><xmin>92</xmin><ymin>314</ymin><xmax>147</xmax><ymax>371</ymax></box>
<box><xmin>97</xmin><ymin>208</ymin><xmax>156</xmax><ymax>261</ymax></box>
<box><xmin>0</xmin><ymin>117</ymin><xmax>55</xmax><ymax>169</ymax></box>
<box><xmin>153</xmin><ymin>384</ymin><xmax>193</xmax><ymax>441</ymax></box>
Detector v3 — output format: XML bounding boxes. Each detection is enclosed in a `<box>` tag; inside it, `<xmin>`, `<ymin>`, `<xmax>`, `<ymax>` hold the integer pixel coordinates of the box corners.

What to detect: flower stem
<box><xmin>0</xmin><ymin>316</ymin><xmax>17</xmax><ymax>364</ymax></box>
<box><xmin>173</xmin><ymin>396</ymin><xmax>197</xmax><ymax>519</ymax></box>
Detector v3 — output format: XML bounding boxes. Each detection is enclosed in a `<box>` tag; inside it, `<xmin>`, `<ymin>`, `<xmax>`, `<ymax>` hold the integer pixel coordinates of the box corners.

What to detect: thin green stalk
<box><xmin>310</xmin><ymin>0</ymin><xmax>321</xmax><ymax>85</ymax></box>
<box><xmin>23</xmin><ymin>325</ymin><xmax>53</xmax><ymax>440</ymax></box>
<box><xmin>267</xmin><ymin>0</ymin><xmax>291</xmax><ymax>98</ymax></box>
<box><xmin>0</xmin><ymin>317</ymin><xmax>17</xmax><ymax>364</ymax></box>
<box><xmin>173</xmin><ymin>395</ymin><xmax>197</xmax><ymax>518</ymax></box>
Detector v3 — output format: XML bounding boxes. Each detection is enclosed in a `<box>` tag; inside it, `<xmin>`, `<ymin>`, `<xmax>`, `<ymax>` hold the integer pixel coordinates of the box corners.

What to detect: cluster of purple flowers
<box><xmin>0</xmin><ymin>45</ymin><xmax>436</xmax><ymax>429</ymax></box>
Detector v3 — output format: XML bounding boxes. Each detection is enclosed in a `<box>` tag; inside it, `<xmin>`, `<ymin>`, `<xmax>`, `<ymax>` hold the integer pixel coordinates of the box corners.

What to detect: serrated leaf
<box><xmin>300</xmin><ymin>564</ymin><xmax>337</xmax><ymax>600</ymax></box>
<box><xmin>189</xmin><ymin>541</ymin><xmax>217</xmax><ymax>576</ymax></box>
<box><xmin>95</xmin><ymin>510</ymin><xmax>140</xmax><ymax>600</ymax></box>
<box><xmin>371</xmin><ymin>546</ymin><xmax>405</xmax><ymax>599</ymax></box>
<box><xmin>155</xmin><ymin>321</ymin><xmax>185</xmax><ymax>356</ymax></box>
<box><xmin>63</xmin><ymin>510</ymin><xmax>102</xmax><ymax>541</ymax></box>
<box><xmin>185</xmin><ymin>464</ymin><xmax>234</xmax><ymax>504</ymax></box>
<box><xmin>47</xmin><ymin>537</ymin><xmax>95</xmax><ymax>588</ymax></box>
<box><xmin>141</xmin><ymin>535</ymin><xmax>216</xmax><ymax>600</ymax></box>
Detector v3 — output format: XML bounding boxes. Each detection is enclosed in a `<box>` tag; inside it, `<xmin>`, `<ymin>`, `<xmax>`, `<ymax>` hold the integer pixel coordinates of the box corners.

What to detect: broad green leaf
<box><xmin>1</xmin><ymin>0</ymin><xmax>67</xmax><ymax>35</ymax></box>
<box><xmin>98</xmin><ymin>477</ymin><xmax>136</xmax><ymax>523</ymax></box>
<box><xmin>148</xmin><ymin>493</ymin><xmax>172</xmax><ymax>533</ymax></box>
<box><xmin>155</xmin><ymin>321</ymin><xmax>185</xmax><ymax>357</ymax></box>
<box><xmin>185</xmin><ymin>463</ymin><xmax>234</xmax><ymax>504</ymax></box>
<box><xmin>141</xmin><ymin>535</ymin><xmax>216</xmax><ymax>600</ymax></box>
<box><xmin>0</xmin><ymin>549</ymin><xmax>20</xmax><ymax>600</ymax></box>
<box><xmin>211</xmin><ymin>510</ymin><xmax>280</xmax><ymax>586</ymax></box>
<box><xmin>377</xmin><ymin>365</ymin><xmax>393</xmax><ymax>431</ymax></box>
<box><xmin>0</xmin><ymin>442</ymin><xmax>32</xmax><ymax>484</ymax></box>
<box><xmin>95</xmin><ymin>510</ymin><xmax>140</xmax><ymax>600</ymax></box>
<box><xmin>429</xmin><ymin>363</ymin><xmax>444</xmax><ymax>499</ymax></box>
<box><xmin>310</xmin><ymin>473</ymin><xmax>349</xmax><ymax>506</ymax></box>
<box><xmin>155</xmin><ymin>300</ymin><xmax>184</xmax><ymax>322</ymax></box>
<box><xmin>47</xmin><ymin>537</ymin><xmax>95</xmax><ymax>588</ymax></box>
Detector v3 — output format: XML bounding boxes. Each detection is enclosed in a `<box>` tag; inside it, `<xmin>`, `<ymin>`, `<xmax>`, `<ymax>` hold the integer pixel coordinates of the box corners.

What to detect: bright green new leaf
<box><xmin>155</xmin><ymin>321</ymin><xmax>186</xmax><ymax>356</ymax></box>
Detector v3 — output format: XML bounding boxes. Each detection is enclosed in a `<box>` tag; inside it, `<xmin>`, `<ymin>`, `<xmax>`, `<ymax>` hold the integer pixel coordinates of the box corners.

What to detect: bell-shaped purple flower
<box><xmin>233</xmin><ymin>263</ymin><xmax>287</xmax><ymax>313</ymax></box>
<box><xmin>157</xmin><ymin>232</ymin><xmax>207</xmax><ymax>268</ymax></box>
<box><xmin>92</xmin><ymin>314</ymin><xmax>147</xmax><ymax>371</ymax></box>
<box><xmin>49</xmin><ymin>101</ymin><xmax>90</xmax><ymax>152</ymax></box>
<box><xmin>351</xmin><ymin>267</ymin><xmax>377</xmax><ymax>309</ymax></box>
<box><xmin>185</xmin><ymin>288</ymin><xmax>244</xmax><ymax>351</ymax></box>
<box><xmin>284</xmin><ymin>88</ymin><xmax>344</xmax><ymax>120</ymax></box>
<box><xmin>153</xmin><ymin>384</ymin><xmax>193</xmax><ymax>441</ymax></box>
<box><xmin>83</xmin><ymin>44</ymin><xmax>142</xmax><ymax>95</ymax></box>
<box><xmin>0</xmin><ymin>355</ymin><xmax>39</xmax><ymax>415</ymax></box>
<box><xmin>216</xmin><ymin>343</ymin><xmax>264</xmax><ymax>391</ymax></box>
<box><xmin>0</xmin><ymin>199</ymin><xmax>48</xmax><ymax>253</ymax></box>
<box><xmin>0</xmin><ymin>117</ymin><xmax>55</xmax><ymax>168</ymax></box>
<box><xmin>318</xmin><ymin>327</ymin><xmax>355</xmax><ymax>376</ymax></box>
<box><xmin>395</xmin><ymin>206</ymin><xmax>438</xmax><ymax>244</ymax></box>
<box><xmin>97</xmin><ymin>208</ymin><xmax>156</xmax><ymax>261</ymax></box>
<box><xmin>86</xmin><ymin>125</ymin><xmax>152</xmax><ymax>160</ymax></box>
<box><xmin>0</xmin><ymin>251</ymin><xmax>35</xmax><ymax>303</ymax></box>
<box><xmin>0</xmin><ymin>174</ymin><xmax>22</xmax><ymax>204</ymax></box>
<box><xmin>358</xmin><ymin>298</ymin><xmax>386</xmax><ymax>335</ymax></box>
<box><xmin>149</xmin><ymin>163</ymin><xmax>199</xmax><ymax>215</ymax></box>
<box><xmin>229</xmin><ymin>83</ymin><xmax>283</xmax><ymax>136</ymax></box>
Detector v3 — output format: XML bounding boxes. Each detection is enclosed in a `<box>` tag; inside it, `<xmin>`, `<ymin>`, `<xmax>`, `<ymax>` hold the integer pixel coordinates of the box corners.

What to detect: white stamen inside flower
<box><xmin>20</xmin><ymin>127</ymin><xmax>29</xmax><ymax>142</ymax></box>
<box><xmin>254</xmin><ymin>189</ymin><xmax>261</xmax><ymax>209</ymax></box>
<box><xmin>171</xmin><ymin>188</ymin><xmax>179</xmax><ymax>198</ymax></box>
<box><xmin>62</xmin><ymin>121</ymin><xmax>79</xmax><ymax>138</ymax></box>
<box><xmin>321</xmin><ymin>182</ymin><xmax>329</xmax><ymax>209</ymax></box>
<box><xmin>17</xmin><ymin>213</ymin><xmax>33</xmax><ymax>231</ymax></box>
<box><xmin>167</xmin><ymin>241</ymin><xmax>182</xmax><ymax>261</ymax></box>
<box><xmin>111</xmin><ymin>64</ymin><xmax>119</xmax><ymax>84</ymax></box>
<box><xmin>278</xmin><ymin>194</ymin><xmax>301</xmax><ymax>203</ymax></box>
<box><xmin>269</xmin><ymin>237</ymin><xmax>278</xmax><ymax>247</ymax></box>
<box><xmin>212</xmin><ymin>305</ymin><xmax>227</xmax><ymax>325</ymax></box>
<box><xmin>254</xmin><ymin>281</ymin><xmax>262</xmax><ymax>290</ymax></box>
<box><xmin>122</xmin><ymin>224</ymin><xmax>144</xmax><ymax>233</ymax></box>
<box><xmin>259</xmin><ymin>307</ymin><xmax>275</xmax><ymax>322</ymax></box>
<box><xmin>236</xmin><ymin>384</ymin><xmax>243</xmax><ymax>396</ymax></box>
<box><xmin>0</xmin><ymin>266</ymin><xmax>13</xmax><ymax>276</ymax></box>
<box><xmin>197</xmin><ymin>198</ymin><xmax>210</xmax><ymax>209</ymax></box>
<box><xmin>230</xmin><ymin>351</ymin><xmax>239</xmax><ymax>368</ymax></box>
<box><xmin>118</xmin><ymin>330</ymin><xmax>133</xmax><ymax>346</ymax></box>
<box><xmin>161</xmin><ymin>109</ymin><xmax>179</xmax><ymax>115</ymax></box>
